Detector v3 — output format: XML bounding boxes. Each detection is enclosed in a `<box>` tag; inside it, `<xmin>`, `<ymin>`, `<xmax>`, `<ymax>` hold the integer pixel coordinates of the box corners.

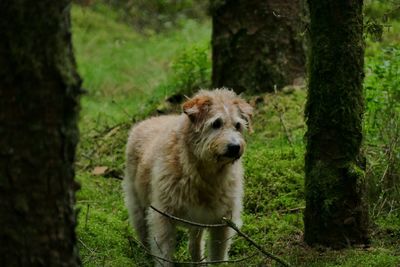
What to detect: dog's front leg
<box><xmin>188</xmin><ymin>227</ymin><xmax>204</xmax><ymax>262</ymax></box>
<box><xmin>208</xmin><ymin>226</ymin><xmax>234</xmax><ymax>261</ymax></box>
<box><xmin>148</xmin><ymin>210</ymin><xmax>176</xmax><ymax>267</ymax></box>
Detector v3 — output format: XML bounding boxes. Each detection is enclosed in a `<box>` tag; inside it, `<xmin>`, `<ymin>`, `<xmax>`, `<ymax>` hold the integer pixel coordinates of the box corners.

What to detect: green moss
<box><xmin>348</xmin><ymin>163</ymin><xmax>365</xmax><ymax>179</ymax></box>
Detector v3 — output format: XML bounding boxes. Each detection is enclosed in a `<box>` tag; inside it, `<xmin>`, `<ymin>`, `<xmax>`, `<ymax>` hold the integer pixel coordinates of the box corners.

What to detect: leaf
<box><xmin>92</xmin><ymin>166</ymin><xmax>109</xmax><ymax>176</ymax></box>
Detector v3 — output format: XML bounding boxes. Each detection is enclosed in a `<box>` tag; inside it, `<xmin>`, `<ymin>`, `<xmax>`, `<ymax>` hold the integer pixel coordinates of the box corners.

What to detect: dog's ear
<box><xmin>183</xmin><ymin>95</ymin><xmax>212</xmax><ymax>130</ymax></box>
<box><xmin>234</xmin><ymin>99</ymin><xmax>254</xmax><ymax>133</ymax></box>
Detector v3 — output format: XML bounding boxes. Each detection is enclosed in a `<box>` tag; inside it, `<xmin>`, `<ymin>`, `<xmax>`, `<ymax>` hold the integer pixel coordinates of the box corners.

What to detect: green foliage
<box><xmin>364</xmin><ymin>44</ymin><xmax>400</xmax><ymax>216</ymax></box>
<box><xmin>364</xmin><ymin>1</ymin><xmax>400</xmax><ymax>43</ymax></box>
<box><xmin>364</xmin><ymin>0</ymin><xmax>400</xmax><ymax>21</ymax></box>
<box><xmin>365</xmin><ymin>46</ymin><xmax>400</xmax><ymax>137</ymax></box>
<box><xmin>72</xmin><ymin>4</ymin><xmax>210</xmax><ymax>126</ymax></box>
<box><xmin>158</xmin><ymin>43</ymin><xmax>211</xmax><ymax>97</ymax></box>
<box><xmin>171</xmin><ymin>44</ymin><xmax>211</xmax><ymax>94</ymax></box>
<box><xmin>363</xmin><ymin>0</ymin><xmax>400</xmax><ymax>254</ymax></box>
<box><xmin>87</xmin><ymin>0</ymin><xmax>208</xmax><ymax>34</ymax></box>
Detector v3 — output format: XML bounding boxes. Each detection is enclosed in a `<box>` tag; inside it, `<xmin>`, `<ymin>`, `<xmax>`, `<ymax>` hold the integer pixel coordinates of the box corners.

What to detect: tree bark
<box><xmin>211</xmin><ymin>0</ymin><xmax>306</xmax><ymax>94</ymax></box>
<box><xmin>304</xmin><ymin>0</ymin><xmax>369</xmax><ymax>247</ymax></box>
<box><xmin>0</xmin><ymin>1</ymin><xmax>82</xmax><ymax>266</ymax></box>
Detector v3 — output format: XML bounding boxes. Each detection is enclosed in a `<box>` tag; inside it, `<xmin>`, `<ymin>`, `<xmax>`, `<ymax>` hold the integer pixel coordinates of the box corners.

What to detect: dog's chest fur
<box><xmin>184</xmin><ymin>169</ymin><xmax>242</xmax><ymax>224</ymax></box>
<box><xmin>151</xmin><ymin>155</ymin><xmax>243</xmax><ymax>224</ymax></box>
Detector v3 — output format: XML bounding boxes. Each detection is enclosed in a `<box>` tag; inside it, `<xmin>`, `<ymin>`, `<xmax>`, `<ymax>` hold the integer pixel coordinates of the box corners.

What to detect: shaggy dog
<box><xmin>123</xmin><ymin>89</ymin><xmax>253</xmax><ymax>266</ymax></box>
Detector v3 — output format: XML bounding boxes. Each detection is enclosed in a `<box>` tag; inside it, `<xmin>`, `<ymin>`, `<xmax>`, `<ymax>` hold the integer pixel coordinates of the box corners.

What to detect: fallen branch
<box><xmin>91</xmin><ymin>121</ymin><xmax>129</xmax><ymax>139</ymax></box>
<box><xmin>150</xmin><ymin>205</ymin><xmax>226</xmax><ymax>228</ymax></box>
<box><xmin>150</xmin><ymin>206</ymin><xmax>291</xmax><ymax>267</ymax></box>
<box><xmin>277</xmin><ymin>206</ymin><xmax>305</xmax><ymax>214</ymax></box>
<box><xmin>131</xmin><ymin>234</ymin><xmax>257</xmax><ymax>265</ymax></box>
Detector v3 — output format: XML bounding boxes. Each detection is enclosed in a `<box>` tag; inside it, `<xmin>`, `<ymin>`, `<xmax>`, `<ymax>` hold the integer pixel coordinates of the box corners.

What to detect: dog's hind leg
<box><xmin>123</xmin><ymin>173</ymin><xmax>149</xmax><ymax>247</ymax></box>
<box><xmin>189</xmin><ymin>227</ymin><xmax>205</xmax><ymax>262</ymax></box>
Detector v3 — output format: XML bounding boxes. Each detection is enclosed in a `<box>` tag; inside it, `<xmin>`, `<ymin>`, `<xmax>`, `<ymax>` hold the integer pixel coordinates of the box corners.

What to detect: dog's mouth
<box><xmin>213</xmin><ymin>143</ymin><xmax>244</xmax><ymax>164</ymax></box>
<box><xmin>217</xmin><ymin>152</ymin><xmax>242</xmax><ymax>163</ymax></box>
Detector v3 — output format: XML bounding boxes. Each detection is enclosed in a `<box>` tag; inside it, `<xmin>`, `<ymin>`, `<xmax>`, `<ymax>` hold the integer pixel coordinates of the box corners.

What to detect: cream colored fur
<box><xmin>123</xmin><ymin>89</ymin><xmax>253</xmax><ymax>266</ymax></box>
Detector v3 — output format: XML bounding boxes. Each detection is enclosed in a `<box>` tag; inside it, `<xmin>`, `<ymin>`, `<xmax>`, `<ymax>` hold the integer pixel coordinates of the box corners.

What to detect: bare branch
<box><xmin>131</xmin><ymin>235</ymin><xmax>257</xmax><ymax>265</ymax></box>
<box><xmin>150</xmin><ymin>206</ymin><xmax>226</xmax><ymax>228</ymax></box>
<box><xmin>150</xmin><ymin>205</ymin><xmax>291</xmax><ymax>267</ymax></box>
<box><xmin>277</xmin><ymin>206</ymin><xmax>305</xmax><ymax>214</ymax></box>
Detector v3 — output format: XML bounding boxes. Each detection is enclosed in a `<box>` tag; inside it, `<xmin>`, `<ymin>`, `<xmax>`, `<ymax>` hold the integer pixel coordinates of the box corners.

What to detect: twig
<box><xmin>273</xmin><ymin>85</ymin><xmax>294</xmax><ymax>150</ymax></box>
<box><xmin>222</xmin><ymin>217</ymin><xmax>290</xmax><ymax>267</ymax></box>
<box><xmin>131</xmin><ymin>236</ymin><xmax>257</xmax><ymax>265</ymax></box>
<box><xmin>277</xmin><ymin>206</ymin><xmax>305</xmax><ymax>214</ymax></box>
<box><xmin>78</xmin><ymin>238</ymin><xmax>97</xmax><ymax>265</ymax></box>
<box><xmin>150</xmin><ymin>206</ymin><xmax>226</xmax><ymax>228</ymax></box>
<box><xmin>85</xmin><ymin>204</ymin><xmax>90</xmax><ymax>228</ymax></box>
<box><xmin>78</xmin><ymin>238</ymin><xmax>96</xmax><ymax>255</ymax></box>
<box><xmin>92</xmin><ymin>121</ymin><xmax>128</xmax><ymax>139</ymax></box>
<box><xmin>150</xmin><ymin>206</ymin><xmax>291</xmax><ymax>267</ymax></box>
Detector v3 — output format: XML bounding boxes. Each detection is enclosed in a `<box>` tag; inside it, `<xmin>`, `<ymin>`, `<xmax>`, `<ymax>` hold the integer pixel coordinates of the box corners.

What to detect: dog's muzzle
<box><xmin>224</xmin><ymin>143</ymin><xmax>242</xmax><ymax>159</ymax></box>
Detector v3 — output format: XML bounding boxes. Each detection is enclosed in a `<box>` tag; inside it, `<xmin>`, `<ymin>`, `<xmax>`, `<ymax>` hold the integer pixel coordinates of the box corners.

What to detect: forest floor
<box><xmin>72</xmin><ymin>4</ymin><xmax>400</xmax><ymax>267</ymax></box>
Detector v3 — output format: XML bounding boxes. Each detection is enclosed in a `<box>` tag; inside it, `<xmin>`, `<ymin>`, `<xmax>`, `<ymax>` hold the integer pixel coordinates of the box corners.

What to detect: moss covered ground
<box><xmin>72</xmin><ymin>4</ymin><xmax>400</xmax><ymax>266</ymax></box>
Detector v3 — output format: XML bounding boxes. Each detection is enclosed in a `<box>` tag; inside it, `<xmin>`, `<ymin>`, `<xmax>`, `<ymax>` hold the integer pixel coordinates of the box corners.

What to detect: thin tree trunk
<box><xmin>0</xmin><ymin>1</ymin><xmax>82</xmax><ymax>265</ymax></box>
<box><xmin>211</xmin><ymin>0</ymin><xmax>306</xmax><ymax>94</ymax></box>
<box><xmin>304</xmin><ymin>0</ymin><xmax>369</xmax><ymax>247</ymax></box>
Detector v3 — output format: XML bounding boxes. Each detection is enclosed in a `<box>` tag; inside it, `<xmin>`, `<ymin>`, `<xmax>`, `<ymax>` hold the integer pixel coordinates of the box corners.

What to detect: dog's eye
<box><xmin>235</xmin><ymin>122</ymin><xmax>242</xmax><ymax>131</ymax></box>
<box><xmin>212</xmin><ymin>118</ymin><xmax>223</xmax><ymax>129</ymax></box>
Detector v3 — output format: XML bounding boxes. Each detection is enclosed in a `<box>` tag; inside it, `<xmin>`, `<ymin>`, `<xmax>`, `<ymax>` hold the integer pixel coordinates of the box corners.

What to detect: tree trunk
<box><xmin>304</xmin><ymin>0</ymin><xmax>369</xmax><ymax>247</ymax></box>
<box><xmin>211</xmin><ymin>0</ymin><xmax>306</xmax><ymax>94</ymax></box>
<box><xmin>0</xmin><ymin>1</ymin><xmax>82</xmax><ymax>266</ymax></box>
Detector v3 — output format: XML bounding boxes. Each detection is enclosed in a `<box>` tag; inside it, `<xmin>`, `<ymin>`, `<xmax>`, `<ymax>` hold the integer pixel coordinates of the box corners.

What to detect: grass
<box><xmin>72</xmin><ymin>3</ymin><xmax>400</xmax><ymax>266</ymax></box>
<box><xmin>73</xmin><ymin>4</ymin><xmax>211</xmax><ymax>128</ymax></box>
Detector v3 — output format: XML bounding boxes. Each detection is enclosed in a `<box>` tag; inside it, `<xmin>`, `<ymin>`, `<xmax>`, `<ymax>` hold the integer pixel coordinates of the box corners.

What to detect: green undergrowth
<box><xmin>72</xmin><ymin>4</ymin><xmax>211</xmax><ymax>130</ymax></box>
<box><xmin>73</xmin><ymin>3</ymin><xmax>400</xmax><ymax>267</ymax></box>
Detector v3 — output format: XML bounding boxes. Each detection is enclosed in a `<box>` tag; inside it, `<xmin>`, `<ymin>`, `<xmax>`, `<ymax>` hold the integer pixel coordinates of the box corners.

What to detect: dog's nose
<box><xmin>225</xmin><ymin>143</ymin><xmax>241</xmax><ymax>158</ymax></box>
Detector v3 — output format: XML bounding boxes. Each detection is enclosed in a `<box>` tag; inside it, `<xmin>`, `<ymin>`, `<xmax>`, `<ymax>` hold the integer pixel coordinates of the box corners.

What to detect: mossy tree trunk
<box><xmin>0</xmin><ymin>1</ymin><xmax>82</xmax><ymax>265</ymax></box>
<box><xmin>211</xmin><ymin>0</ymin><xmax>306</xmax><ymax>94</ymax></box>
<box><xmin>304</xmin><ymin>0</ymin><xmax>369</xmax><ymax>247</ymax></box>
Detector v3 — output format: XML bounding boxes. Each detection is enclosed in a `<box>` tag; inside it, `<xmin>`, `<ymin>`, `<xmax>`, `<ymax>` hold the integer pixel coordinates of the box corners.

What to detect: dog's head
<box><xmin>183</xmin><ymin>88</ymin><xmax>253</xmax><ymax>164</ymax></box>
